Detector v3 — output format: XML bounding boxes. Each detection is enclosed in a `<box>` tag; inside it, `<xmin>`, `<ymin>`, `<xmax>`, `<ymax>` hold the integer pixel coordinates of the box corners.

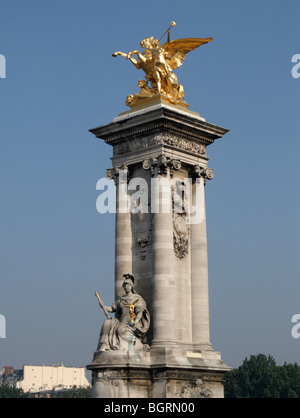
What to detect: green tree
<box><xmin>55</xmin><ymin>386</ymin><xmax>91</xmax><ymax>398</ymax></box>
<box><xmin>225</xmin><ymin>354</ymin><xmax>300</xmax><ymax>398</ymax></box>
<box><xmin>0</xmin><ymin>385</ymin><xmax>28</xmax><ymax>398</ymax></box>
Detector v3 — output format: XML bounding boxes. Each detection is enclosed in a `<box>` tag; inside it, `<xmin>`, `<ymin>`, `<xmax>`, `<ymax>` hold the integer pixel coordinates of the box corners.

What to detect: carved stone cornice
<box><xmin>90</xmin><ymin>107</ymin><xmax>229</xmax><ymax>155</ymax></box>
<box><xmin>112</xmin><ymin>132</ymin><xmax>207</xmax><ymax>158</ymax></box>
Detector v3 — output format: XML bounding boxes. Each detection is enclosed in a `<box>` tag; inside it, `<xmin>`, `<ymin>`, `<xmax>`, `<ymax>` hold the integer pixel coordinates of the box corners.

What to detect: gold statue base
<box><xmin>116</xmin><ymin>96</ymin><xmax>204</xmax><ymax>121</ymax></box>
<box><xmin>127</xmin><ymin>93</ymin><xmax>189</xmax><ymax>109</ymax></box>
<box><xmin>127</xmin><ymin>92</ymin><xmax>189</xmax><ymax>109</ymax></box>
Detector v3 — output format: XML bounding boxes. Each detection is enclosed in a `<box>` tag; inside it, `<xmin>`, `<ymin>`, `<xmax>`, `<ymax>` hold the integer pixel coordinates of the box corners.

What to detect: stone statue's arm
<box><xmin>132</xmin><ymin>302</ymin><xmax>146</xmax><ymax>325</ymax></box>
<box><xmin>102</xmin><ymin>304</ymin><xmax>116</xmax><ymax>313</ymax></box>
<box><xmin>133</xmin><ymin>310</ymin><xmax>143</xmax><ymax>324</ymax></box>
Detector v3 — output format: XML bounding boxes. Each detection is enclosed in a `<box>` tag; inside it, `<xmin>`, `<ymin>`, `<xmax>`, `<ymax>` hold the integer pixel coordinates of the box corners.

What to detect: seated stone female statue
<box><xmin>96</xmin><ymin>274</ymin><xmax>150</xmax><ymax>352</ymax></box>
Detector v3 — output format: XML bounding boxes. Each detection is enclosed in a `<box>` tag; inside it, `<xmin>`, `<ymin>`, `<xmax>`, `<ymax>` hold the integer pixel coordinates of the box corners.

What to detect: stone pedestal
<box><xmin>87</xmin><ymin>346</ymin><xmax>228</xmax><ymax>398</ymax></box>
<box><xmin>87</xmin><ymin>99</ymin><xmax>230</xmax><ymax>398</ymax></box>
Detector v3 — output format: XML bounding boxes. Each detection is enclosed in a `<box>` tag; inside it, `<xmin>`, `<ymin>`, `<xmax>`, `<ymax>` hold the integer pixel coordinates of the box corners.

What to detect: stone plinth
<box><xmin>87</xmin><ymin>346</ymin><xmax>229</xmax><ymax>398</ymax></box>
<box><xmin>87</xmin><ymin>351</ymin><xmax>152</xmax><ymax>398</ymax></box>
<box><xmin>87</xmin><ymin>99</ymin><xmax>230</xmax><ymax>398</ymax></box>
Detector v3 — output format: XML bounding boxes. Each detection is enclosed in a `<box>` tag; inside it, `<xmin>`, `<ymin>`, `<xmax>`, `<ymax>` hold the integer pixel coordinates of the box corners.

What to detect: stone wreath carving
<box><xmin>173</xmin><ymin>215</ymin><xmax>189</xmax><ymax>259</ymax></box>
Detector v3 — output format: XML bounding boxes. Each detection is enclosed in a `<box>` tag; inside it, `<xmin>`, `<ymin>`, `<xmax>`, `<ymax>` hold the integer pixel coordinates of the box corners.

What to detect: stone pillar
<box><xmin>190</xmin><ymin>167</ymin><xmax>214</xmax><ymax>350</ymax></box>
<box><xmin>143</xmin><ymin>157</ymin><xmax>177</xmax><ymax>348</ymax></box>
<box><xmin>107</xmin><ymin>166</ymin><xmax>132</xmax><ymax>298</ymax></box>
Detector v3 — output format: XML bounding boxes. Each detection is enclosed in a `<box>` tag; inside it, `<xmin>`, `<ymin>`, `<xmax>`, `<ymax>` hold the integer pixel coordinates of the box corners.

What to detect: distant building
<box><xmin>1</xmin><ymin>364</ymin><xmax>90</xmax><ymax>394</ymax></box>
<box><xmin>1</xmin><ymin>366</ymin><xmax>14</xmax><ymax>380</ymax></box>
<box><xmin>0</xmin><ymin>366</ymin><xmax>23</xmax><ymax>387</ymax></box>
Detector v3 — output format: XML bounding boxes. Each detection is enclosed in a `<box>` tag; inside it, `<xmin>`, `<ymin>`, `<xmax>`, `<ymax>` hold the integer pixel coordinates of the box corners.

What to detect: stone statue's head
<box><xmin>122</xmin><ymin>273</ymin><xmax>137</xmax><ymax>293</ymax></box>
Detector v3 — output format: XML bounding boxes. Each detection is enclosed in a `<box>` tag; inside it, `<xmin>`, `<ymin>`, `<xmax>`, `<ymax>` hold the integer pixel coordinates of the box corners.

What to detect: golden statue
<box><xmin>122</xmin><ymin>299</ymin><xmax>139</xmax><ymax>324</ymax></box>
<box><xmin>112</xmin><ymin>22</ymin><xmax>212</xmax><ymax>108</ymax></box>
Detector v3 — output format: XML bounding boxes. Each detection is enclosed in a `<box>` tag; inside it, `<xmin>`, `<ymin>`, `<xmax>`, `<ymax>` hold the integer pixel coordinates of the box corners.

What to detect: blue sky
<box><xmin>0</xmin><ymin>0</ymin><xmax>299</xmax><ymax>374</ymax></box>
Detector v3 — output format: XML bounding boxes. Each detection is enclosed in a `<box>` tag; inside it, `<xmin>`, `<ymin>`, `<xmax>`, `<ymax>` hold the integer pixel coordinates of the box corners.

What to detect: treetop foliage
<box><xmin>225</xmin><ymin>354</ymin><xmax>300</xmax><ymax>398</ymax></box>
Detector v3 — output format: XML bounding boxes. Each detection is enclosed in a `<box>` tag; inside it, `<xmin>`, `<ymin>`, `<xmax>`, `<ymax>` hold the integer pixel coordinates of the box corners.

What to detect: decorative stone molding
<box><xmin>100</xmin><ymin>121</ymin><xmax>214</xmax><ymax>148</ymax></box>
<box><xmin>113</xmin><ymin>132</ymin><xmax>206</xmax><ymax>157</ymax></box>
<box><xmin>157</xmin><ymin>132</ymin><xmax>206</xmax><ymax>157</ymax></box>
<box><xmin>90</xmin><ymin>106</ymin><xmax>229</xmax><ymax>152</ymax></box>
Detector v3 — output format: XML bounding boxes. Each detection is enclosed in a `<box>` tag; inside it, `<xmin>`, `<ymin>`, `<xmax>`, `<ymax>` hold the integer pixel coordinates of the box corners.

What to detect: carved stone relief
<box><xmin>179</xmin><ymin>379</ymin><xmax>213</xmax><ymax>398</ymax></box>
<box><xmin>113</xmin><ymin>132</ymin><xmax>206</xmax><ymax>157</ymax></box>
<box><xmin>132</xmin><ymin>210</ymin><xmax>152</xmax><ymax>261</ymax></box>
<box><xmin>172</xmin><ymin>179</ymin><xmax>189</xmax><ymax>260</ymax></box>
<box><xmin>173</xmin><ymin>216</ymin><xmax>189</xmax><ymax>260</ymax></box>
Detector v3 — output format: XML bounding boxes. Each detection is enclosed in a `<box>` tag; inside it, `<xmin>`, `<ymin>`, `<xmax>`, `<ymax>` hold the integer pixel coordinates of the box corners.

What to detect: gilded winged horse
<box><xmin>112</xmin><ymin>22</ymin><xmax>212</xmax><ymax>106</ymax></box>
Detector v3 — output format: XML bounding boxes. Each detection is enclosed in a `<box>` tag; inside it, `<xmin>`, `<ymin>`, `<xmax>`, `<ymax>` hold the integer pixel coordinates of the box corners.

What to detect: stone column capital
<box><xmin>190</xmin><ymin>165</ymin><xmax>214</xmax><ymax>183</ymax></box>
<box><xmin>143</xmin><ymin>155</ymin><xmax>181</xmax><ymax>177</ymax></box>
<box><xmin>106</xmin><ymin>165</ymin><xmax>130</xmax><ymax>185</ymax></box>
